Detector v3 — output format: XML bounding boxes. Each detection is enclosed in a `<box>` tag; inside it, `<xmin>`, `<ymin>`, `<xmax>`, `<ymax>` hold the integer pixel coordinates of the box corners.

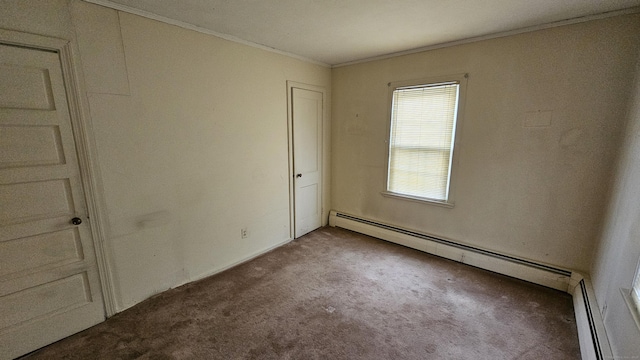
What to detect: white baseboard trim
<box><xmin>329</xmin><ymin>210</ymin><xmax>612</xmax><ymax>360</ymax></box>
<box><xmin>186</xmin><ymin>237</ymin><xmax>294</xmax><ymax>288</ymax></box>
<box><xmin>115</xmin><ymin>237</ymin><xmax>294</xmax><ymax>313</ymax></box>
<box><xmin>329</xmin><ymin>210</ymin><xmax>571</xmax><ymax>291</ymax></box>
<box><xmin>571</xmin><ymin>275</ymin><xmax>613</xmax><ymax>360</ymax></box>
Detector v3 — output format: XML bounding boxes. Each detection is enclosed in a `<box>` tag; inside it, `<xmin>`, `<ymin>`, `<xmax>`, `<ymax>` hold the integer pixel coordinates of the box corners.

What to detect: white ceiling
<box><xmin>90</xmin><ymin>0</ymin><xmax>640</xmax><ymax>66</ymax></box>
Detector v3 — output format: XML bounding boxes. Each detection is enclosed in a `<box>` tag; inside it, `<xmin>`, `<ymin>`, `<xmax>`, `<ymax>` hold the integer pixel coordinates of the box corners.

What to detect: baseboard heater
<box><xmin>329</xmin><ymin>210</ymin><xmax>612</xmax><ymax>359</ymax></box>
<box><xmin>329</xmin><ymin>210</ymin><xmax>572</xmax><ymax>291</ymax></box>
<box><xmin>572</xmin><ymin>277</ymin><xmax>613</xmax><ymax>360</ymax></box>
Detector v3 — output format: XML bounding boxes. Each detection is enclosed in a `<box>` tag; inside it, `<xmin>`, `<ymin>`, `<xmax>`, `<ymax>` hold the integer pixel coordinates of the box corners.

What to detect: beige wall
<box><xmin>331</xmin><ymin>15</ymin><xmax>640</xmax><ymax>272</ymax></box>
<box><xmin>591</xmin><ymin>54</ymin><xmax>640</xmax><ymax>357</ymax></box>
<box><xmin>79</xmin><ymin>7</ymin><xmax>332</xmax><ymax>310</ymax></box>
<box><xmin>0</xmin><ymin>0</ymin><xmax>331</xmax><ymax>311</ymax></box>
<box><xmin>0</xmin><ymin>0</ymin><xmax>75</xmax><ymax>39</ymax></box>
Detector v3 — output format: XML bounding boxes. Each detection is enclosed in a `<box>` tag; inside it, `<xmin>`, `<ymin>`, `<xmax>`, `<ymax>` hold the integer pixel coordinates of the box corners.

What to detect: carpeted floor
<box><xmin>24</xmin><ymin>227</ymin><xmax>580</xmax><ymax>359</ymax></box>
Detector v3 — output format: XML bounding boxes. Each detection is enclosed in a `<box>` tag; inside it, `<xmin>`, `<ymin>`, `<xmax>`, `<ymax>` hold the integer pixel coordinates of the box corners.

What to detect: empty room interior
<box><xmin>1</xmin><ymin>0</ymin><xmax>640</xmax><ymax>359</ymax></box>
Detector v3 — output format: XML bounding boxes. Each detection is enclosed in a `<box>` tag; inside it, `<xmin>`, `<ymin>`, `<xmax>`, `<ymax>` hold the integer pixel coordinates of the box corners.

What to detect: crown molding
<box><xmin>82</xmin><ymin>0</ymin><xmax>330</xmax><ymax>68</ymax></box>
<box><xmin>333</xmin><ymin>6</ymin><xmax>640</xmax><ymax>68</ymax></box>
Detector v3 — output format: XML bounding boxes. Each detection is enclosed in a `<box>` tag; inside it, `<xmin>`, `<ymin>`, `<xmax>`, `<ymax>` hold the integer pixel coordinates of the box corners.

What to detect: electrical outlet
<box><xmin>241</xmin><ymin>228</ymin><xmax>248</xmax><ymax>239</ymax></box>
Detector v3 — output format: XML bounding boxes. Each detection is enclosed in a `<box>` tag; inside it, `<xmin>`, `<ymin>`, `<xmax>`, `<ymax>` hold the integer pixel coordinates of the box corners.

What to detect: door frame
<box><xmin>0</xmin><ymin>29</ymin><xmax>116</xmax><ymax>316</ymax></box>
<box><xmin>286</xmin><ymin>81</ymin><xmax>327</xmax><ymax>239</ymax></box>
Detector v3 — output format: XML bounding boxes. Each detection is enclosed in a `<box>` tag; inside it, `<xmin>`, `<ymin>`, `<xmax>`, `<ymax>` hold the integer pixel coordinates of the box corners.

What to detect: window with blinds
<box><xmin>386</xmin><ymin>79</ymin><xmax>462</xmax><ymax>202</ymax></box>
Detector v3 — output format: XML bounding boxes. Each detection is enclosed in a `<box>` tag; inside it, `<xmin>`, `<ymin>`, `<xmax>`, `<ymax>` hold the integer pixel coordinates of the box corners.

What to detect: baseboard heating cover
<box><xmin>571</xmin><ymin>275</ymin><xmax>613</xmax><ymax>360</ymax></box>
<box><xmin>329</xmin><ymin>210</ymin><xmax>572</xmax><ymax>291</ymax></box>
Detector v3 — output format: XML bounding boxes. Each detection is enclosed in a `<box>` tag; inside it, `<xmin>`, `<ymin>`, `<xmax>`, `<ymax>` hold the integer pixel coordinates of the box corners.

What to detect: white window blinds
<box><xmin>387</xmin><ymin>81</ymin><xmax>460</xmax><ymax>201</ymax></box>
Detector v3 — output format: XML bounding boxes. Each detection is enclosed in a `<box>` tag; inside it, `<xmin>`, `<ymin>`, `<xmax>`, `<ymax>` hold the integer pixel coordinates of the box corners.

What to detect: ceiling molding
<box><xmin>82</xmin><ymin>0</ymin><xmax>331</xmax><ymax>68</ymax></box>
<box><xmin>332</xmin><ymin>5</ymin><xmax>640</xmax><ymax>68</ymax></box>
<box><xmin>82</xmin><ymin>1</ymin><xmax>640</xmax><ymax>68</ymax></box>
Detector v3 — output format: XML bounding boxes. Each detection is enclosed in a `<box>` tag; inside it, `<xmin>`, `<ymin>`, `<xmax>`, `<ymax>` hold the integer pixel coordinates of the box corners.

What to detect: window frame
<box><xmin>633</xmin><ymin>260</ymin><xmax>640</xmax><ymax>310</ymax></box>
<box><xmin>622</xmin><ymin>258</ymin><xmax>640</xmax><ymax>332</ymax></box>
<box><xmin>382</xmin><ymin>73</ymin><xmax>468</xmax><ymax>207</ymax></box>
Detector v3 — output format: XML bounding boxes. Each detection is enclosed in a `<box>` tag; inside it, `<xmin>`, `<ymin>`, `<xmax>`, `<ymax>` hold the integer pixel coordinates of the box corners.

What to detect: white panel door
<box><xmin>292</xmin><ymin>87</ymin><xmax>323</xmax><ymax>238</ymax></box>
<box><xmin>0</xmin><ymin>44</ymin><xmax>105</xmax><ymax>359</ymax></box>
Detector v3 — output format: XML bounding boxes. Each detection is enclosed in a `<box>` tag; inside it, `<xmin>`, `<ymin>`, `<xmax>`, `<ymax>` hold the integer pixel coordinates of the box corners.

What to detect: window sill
<box><xmin>381</xmin><ymin>191</ymin><xmax>454</xmax><ymax>208</ymax></box>
<box><xmin>620</xmin><ymin>288</ymin><xmax>640</xmax><ymax>333</ymax></box>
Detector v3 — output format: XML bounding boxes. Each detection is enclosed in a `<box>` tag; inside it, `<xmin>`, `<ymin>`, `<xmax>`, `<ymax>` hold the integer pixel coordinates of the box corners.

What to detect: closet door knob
<box><xmin>71</xmin><ymin>217</ymin><xmax>82</xmax><ymax>225</ymax></box>
<box><xmin>296</xmin><ymin>173</ymin><xmax>302</xmax><ymax>178</ymax></box>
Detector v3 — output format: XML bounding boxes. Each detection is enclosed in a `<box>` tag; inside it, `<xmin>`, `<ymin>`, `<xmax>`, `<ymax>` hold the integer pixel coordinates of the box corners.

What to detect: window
<box><xmin>385</xmin><ymin>74</ymin><xmax>467</xmax><ymax>205</ymax></box>
<box><xmin>632</xmin><ymin>260</ymin><xmax>640</xmax><ymax>316</ymax></box>
<box><xmin>622</xmin><ymin>258</ymin><xmax>640</xmax><ymax>332</ymax></box>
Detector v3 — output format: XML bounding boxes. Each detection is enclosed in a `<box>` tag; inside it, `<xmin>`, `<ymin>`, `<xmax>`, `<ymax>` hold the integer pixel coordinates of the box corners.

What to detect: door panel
<box><xmin>0</xmin><ymin>125</ymin><xmax>65</xmax><ymax>168</ymax></box>
<box><xmin>0</xmin><ymin>64</ymin><xmax>54</xmax><ymax>110</ymax></box>
<box><xmin>0</xmin><ymin>273</ymin><xmax>91</xmax><ymax>330</ymax></box>
<box><xmin>292</xmin><ymin>87</ymin><xmax>322</xmax><ymax>238</ymax></box>
<box><xmin>0</xmin><ymin>43</ymin><xmax>105</xmax><ymax>359</ymax></box>
<box><xmin>0</xmin><ymin>228</ymin><xmax>83</xmax><ymax>278</ymax></box>
<box><xmin>0</xmin><ymin>179</ymin><xmax>74</xmax><ymax>222</ymax></box>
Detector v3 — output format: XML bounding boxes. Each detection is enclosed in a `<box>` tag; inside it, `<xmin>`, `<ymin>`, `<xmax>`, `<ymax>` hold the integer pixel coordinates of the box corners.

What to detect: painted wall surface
<box><xmin>79</xmin><ymin>8</ymin><xmax>331</xmax><ymax>310</ymax></box>
<box><xmin>331</xmin><ymin>15</ymin><xmax>640</xmax><ymax>272</ymax></box>
<box><xmin>591</xmin><ymin>55</ymin><xmax>640</xmax><ymax>357</ymax></box>
<box><xmin>0</xmin><ymin>0</ymin><xmax>75</xmax><ymax>39</ymax></box>
<box><xmin>1</xmin><ymin>0</ymin><xmax>331</xmax><ymax>311</ymax></box>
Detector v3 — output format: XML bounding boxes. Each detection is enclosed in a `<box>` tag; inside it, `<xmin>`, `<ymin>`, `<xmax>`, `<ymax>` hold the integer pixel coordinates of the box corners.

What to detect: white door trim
<box><xmin>0</xmin><ymin>28</ymin><xmax>116</xmax><ymax>316</ymax></box>
<box><xmin>286</xmin><ymin>81</ymin><xmax>327</xmax><ymax>239</ymax></box>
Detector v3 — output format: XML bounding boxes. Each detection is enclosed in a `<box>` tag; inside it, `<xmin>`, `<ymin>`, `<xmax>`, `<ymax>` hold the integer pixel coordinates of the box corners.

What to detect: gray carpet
<box><xmin>25</xmin><ymin>227</ymin><xmax>580</xmax><ymax>359</ymax></box>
